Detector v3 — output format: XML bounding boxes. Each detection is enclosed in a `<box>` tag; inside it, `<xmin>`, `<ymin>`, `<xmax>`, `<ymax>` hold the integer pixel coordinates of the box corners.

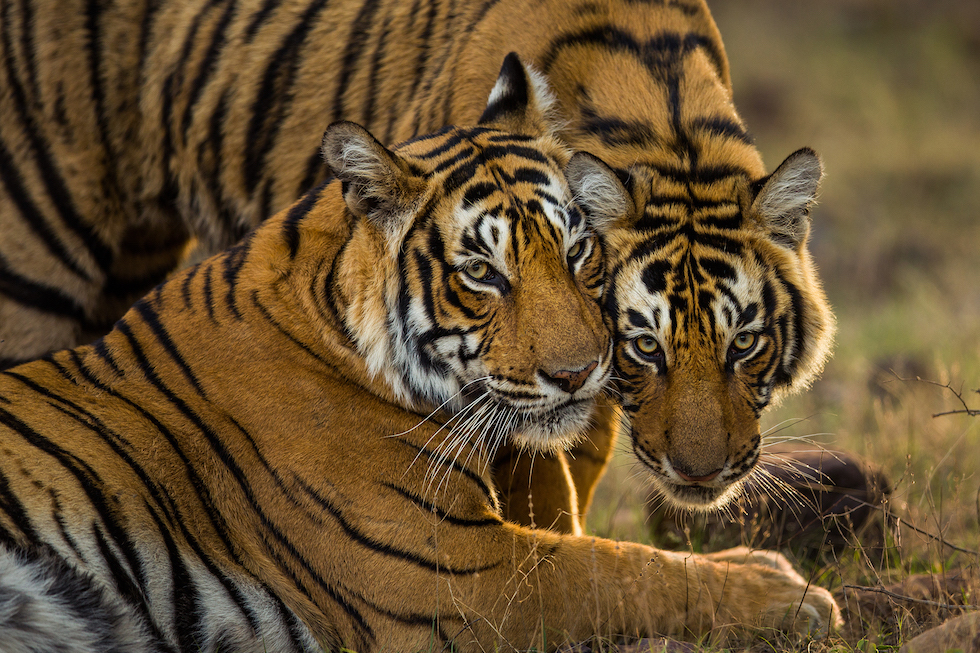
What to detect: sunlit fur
<box><xmin>0</xmin><ymin>60</ymin><xmax>840</xmax><ymax>652</ymax></box>
<box><xmin>0</xmin><ymin>0</ymin><xmax>834</xmax><ymax>530</ymax></box>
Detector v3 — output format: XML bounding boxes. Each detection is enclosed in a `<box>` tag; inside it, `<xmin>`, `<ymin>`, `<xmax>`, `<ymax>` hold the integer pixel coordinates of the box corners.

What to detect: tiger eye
<box><xmin>731</xmin><ymin>332</ymin><xmax>757</xmax><ymax>352</ymax></box>
<box><xmin>464</xmin><ymin>260</ymin><xmax>492</xmax><ymax>281</ymax></box>
<box><xmin>634</xmin><ymin>336</ymin><xmax>662</xmax><ymax>357</ymax></box>
<box><xmin>567</xmin><ymin>240</ymin><xmax>585</xmax><ymax>261</ymax></box>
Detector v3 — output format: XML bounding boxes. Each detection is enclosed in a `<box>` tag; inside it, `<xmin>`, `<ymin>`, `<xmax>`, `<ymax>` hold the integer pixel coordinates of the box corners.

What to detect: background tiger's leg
<box><xmin>492</xmin><ymin>405</ymin><xmax>620</xmax><ymax>535</ymax></box>
<box><xmin>564</xmin><ymin>402</ymin><xmax>621</xmax><ymax>532</ymax></box>
<box><xmin>492</xmin><ymin>446</ymin><xmax>580</xmax><ymax>534</ymax></box>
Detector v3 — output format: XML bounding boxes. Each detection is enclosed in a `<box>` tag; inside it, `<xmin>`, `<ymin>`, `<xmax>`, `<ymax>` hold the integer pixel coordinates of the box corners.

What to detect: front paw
<box><xmin>702</xmin><ymin>546</ymin><xmax>799</xmax><ymax>576</ymax></box>
<box><xmin>760</xmin><ymin>575</ymin><xmax>842</xmax><ymax>637</ymax></box>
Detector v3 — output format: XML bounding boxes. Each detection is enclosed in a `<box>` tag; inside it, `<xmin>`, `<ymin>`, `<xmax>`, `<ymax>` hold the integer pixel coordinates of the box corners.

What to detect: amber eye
<box><xmin>633</xmin><ymin>336</ymin><xmax>664</xmax><ymax>361</ymax></box>
<box><xmin>464</xmin><ymin>260</ymin><xmax>495</xmax><ymax>282</ymax></box>
<box><xmin>567</xmin><ymin>240</ymin><xmax>586</xmax><ymax>261</ymax></box>
<box><xmin>730</xmin><ymin>332</ymin><xmax>758</xmax><ymax>355</ymax></box>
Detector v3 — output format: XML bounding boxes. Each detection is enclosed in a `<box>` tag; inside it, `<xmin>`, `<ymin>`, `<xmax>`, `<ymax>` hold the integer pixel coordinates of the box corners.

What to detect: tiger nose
<box><xmin>543</xmin><ymin>361</ymin><xmax>599</xmax><ymax>394</ymax></box>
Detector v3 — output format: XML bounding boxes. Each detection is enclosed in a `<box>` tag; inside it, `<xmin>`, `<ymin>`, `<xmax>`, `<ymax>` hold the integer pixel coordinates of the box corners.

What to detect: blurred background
<box><xmin>590</xmin><ymin>0</ymin><xmax>980</xmax><ymax>594</ymax></box>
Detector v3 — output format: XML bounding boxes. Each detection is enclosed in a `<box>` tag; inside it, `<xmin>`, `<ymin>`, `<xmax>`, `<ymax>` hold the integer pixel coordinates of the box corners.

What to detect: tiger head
<box><xmin>321</xmin><ymin>54</ymin><xmax>629</xmax><ymax>453</ymax></box>
<box><xmin>601</xmin><ymin>150</ymin><xmax>836</xmax><ymax>509</ymax></box>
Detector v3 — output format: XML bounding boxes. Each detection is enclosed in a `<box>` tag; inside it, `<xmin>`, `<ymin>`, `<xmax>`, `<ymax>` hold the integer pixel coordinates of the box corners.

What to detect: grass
<box><xmin>585</xmin><ymin>0</ymin><xmax>980</xmax><ymax>650</ymax></box>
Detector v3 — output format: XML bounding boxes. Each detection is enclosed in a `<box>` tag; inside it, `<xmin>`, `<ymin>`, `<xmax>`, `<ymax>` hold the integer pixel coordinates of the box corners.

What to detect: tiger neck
<box><xmin>282</xmin><ymin>192</ymin><xmax>423</xmax><ymax>414</ymax></box>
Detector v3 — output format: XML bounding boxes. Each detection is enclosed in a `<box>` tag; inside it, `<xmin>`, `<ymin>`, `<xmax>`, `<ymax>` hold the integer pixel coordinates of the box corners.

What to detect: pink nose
<box><xmin>545</xmin><ymin>361</ymin><xmax>599</xmax><ymax>394</ymax></box>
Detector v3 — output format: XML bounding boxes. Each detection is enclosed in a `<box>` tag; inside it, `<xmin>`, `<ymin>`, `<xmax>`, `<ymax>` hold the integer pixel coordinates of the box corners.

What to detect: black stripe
<box><xmin>294</xmin><ymin>476</ymin><xmax>502</xmax><ymax>575</ymax></box>
<box><xmin>92</xmin><ymin>527</ymin><xmax>158</xmax><ymax>639</ymax></box>
<box><xmin>381</xmin><ymin>482</ymin><xmax>503</xmax><ymax>527</ymax></box>
<box><xmin>282</xmin><ymin>182</ymin><xmax>327</xmax><ymax>259</ymax></box>
<box><xmin>243</xmin><ymin>0</ymin><xmax>283</xmax><ymax>41</ymax></box>
<box><xmin>132</xmin><ymin>299</ymin><xmax>207</xmax><ymax>398</ymax></box>
<box><xmin>243</xmin><ymin>0</ymin><xmax>331</xmax><ymax>193</ymax></box>
<box><xmin>84</xmin><ymin>0</ymin><xmax>119</xmax><ymax>208</ymax></box>
<box><xmin>361</xmin><ymin>10</ymin><xmax>393</xmax><ymax>127</ymax></box>
<box><xmin>16</xmin><ymin>0</ymin><xmax>41</xmax><ymax>103</ymax></box>
<box><xmin>331</xmin><ymin>0</ymin><xmax>382</xmax><ymax>121</ymax></box>
<box><xmin>689</xmin><ymin>116</ymin><xmax>753</xmax><ymax>145</ymax></box>
<box><xmin>0</xmin><ymin>253</ymin><xmax>87</xmax><ymax>320</ymax></box>
<box><xmin>200</xmin><ymin>89</ymin><xmax>230</xmax><ymax>216</ymax></box>
<box><xmin>181</xmin><ymin>0</ymin><xmax>238</xmax><ymax>139</ymax></box>
<box><xmin>250</xmin><ymin>292</ymin><xmax>330</xmax><ymax>366</ymax></box>
<box><xmin>404</xmin><ymin>0</ymin><xmax>439</xmax><ymax>137</ymax></box>
<box><xmin>0</xmin><ymin>0</ymin><xmax>112</xmax><ymax>277</ymax></box>
<box><xmin>0</xmin><ymin>138</ymin><xmax>92</xmax><ymax>281</ymax></box>
<box><xmin>0</xmin><ymin>467</ymin><xmax>40</xmax><ymax>544</ymax></box>
<box><xmin>220</xmin><ymin>233</ymin><xmax>253</xmax><ymax>320</ymax></box>
<box><xmin>581</xmin><ymin>110</ymin><xmax>659</xmax><ymax>148</ymax></box>
<box><xmin>392</xmin><ymin>439</ymin><xmax>499</xmax><ymax>512</ymax></box>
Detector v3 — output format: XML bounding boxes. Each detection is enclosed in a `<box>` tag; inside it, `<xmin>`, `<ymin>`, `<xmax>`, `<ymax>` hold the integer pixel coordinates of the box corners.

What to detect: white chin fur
<box><xmin>507</xmin><ymin>401</ymin><xmax>595</xmax><ymax>453</ymax></box>
<box><xmin>653</xmin><ymin>477</ymin><xmax>746</xmax><ymax>512</ymax></box>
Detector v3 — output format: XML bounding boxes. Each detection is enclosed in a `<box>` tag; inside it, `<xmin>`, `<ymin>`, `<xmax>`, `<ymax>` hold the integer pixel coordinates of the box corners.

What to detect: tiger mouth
<box><xmin>654</xmin><ymin>479</ymin><xmax>744</xmax><ymax>510</ymax></box>
<box><xmin>631</xmin><ymin>439</ymin><xmax>757</xmax><ymax>510</ymax></box>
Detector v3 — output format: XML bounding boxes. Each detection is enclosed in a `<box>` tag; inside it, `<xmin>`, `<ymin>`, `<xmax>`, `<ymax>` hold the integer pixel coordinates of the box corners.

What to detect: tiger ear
<box><xmin>564</xmin><ymin>152</ymin><xmax>634</xmax><ymax>234</ymax></box>
<box><xmin>321</xmin><ymin>121</ymin><xmax>421</xmax><ymax>231</ymax></box>
<box><xmin>478</xmin><ymin>52</ymin><xmax>560</xmax><ymax>138</ymax></box>
<box><xmin>750</xmin><ymin>148</ymin><xmax>823</xmax><ymax>249</ymax></box>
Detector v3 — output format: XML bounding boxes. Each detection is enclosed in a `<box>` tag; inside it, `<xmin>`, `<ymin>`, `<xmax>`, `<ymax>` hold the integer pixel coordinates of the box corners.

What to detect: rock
<box><xmin>899</xmin><ymin>611</ymin><xmax>980</xmax><ymax>653</ymax></box>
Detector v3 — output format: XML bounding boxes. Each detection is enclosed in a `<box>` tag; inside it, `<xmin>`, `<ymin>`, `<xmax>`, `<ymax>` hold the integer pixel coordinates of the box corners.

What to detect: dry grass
<box><xmin>586</xmin><ymin>1</ymin><xmax>980</xmax><ymax>649</ymax></box>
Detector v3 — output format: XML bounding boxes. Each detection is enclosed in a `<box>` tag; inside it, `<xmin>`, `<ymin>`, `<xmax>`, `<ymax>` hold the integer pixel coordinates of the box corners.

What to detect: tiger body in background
<box><xmin>1</xmin><ymin>0</ymin><xmax>835</xmax><ymax>542</ymax></box>
<box><xmin>0</xmin><ymin>61</ymin><xmax>839</xmax><ymax>653</ymax></box>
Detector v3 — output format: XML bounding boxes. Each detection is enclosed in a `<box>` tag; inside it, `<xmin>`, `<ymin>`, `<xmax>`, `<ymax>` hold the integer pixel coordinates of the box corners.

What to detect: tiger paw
<box><xmin>702</xmin><ymin>546</ymin><xmax>800</xmax><ymax>576</ymax></box>
<box><xmin>756</xmin><ymin>574</ymin><xmax>843</xmax><ymax>637</ymax></box>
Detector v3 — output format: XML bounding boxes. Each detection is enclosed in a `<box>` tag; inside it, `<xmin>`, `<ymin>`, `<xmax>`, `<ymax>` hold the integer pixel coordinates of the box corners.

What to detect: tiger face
<box><xmin>325</xmin><ymin>54</ymin><xmax>629</xmax><ymax>453</ymax></box>
<box><xmin>604</xmin><ymin>149</ymin><xmax>835</xmax><ymax>509</ymax></box>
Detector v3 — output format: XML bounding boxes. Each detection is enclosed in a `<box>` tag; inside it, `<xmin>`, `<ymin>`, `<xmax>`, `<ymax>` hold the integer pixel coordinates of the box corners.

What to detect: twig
<box><xmin>835</xmin><ymin>494</ymin><xmax>980</xmax><ymax>557</ymax></box>
<box><xmin>841</xmin><ymin>584</ymin><xmax>975</xmax><ymax>612</ymax></box>
<box><xmin>891</xmin><ymin>511</ymin><xmax>980</xmax><ymax>556</ymax></box>
<box><xmin>889</xmin><ymin>374</ymin><xmax>980</xmax><ymax>417</ymax></box>
<box><xmin>918</xmin><ymin>378</ymin><xmax>980</xmax><ymax>418</ymax></box>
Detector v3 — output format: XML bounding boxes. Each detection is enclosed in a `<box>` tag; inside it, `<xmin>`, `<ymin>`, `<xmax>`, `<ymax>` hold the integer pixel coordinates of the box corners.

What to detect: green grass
<box><xmin>585</xmin><ymin>1</ymin><xmax>980</xmax><ymax>649</ymax></box>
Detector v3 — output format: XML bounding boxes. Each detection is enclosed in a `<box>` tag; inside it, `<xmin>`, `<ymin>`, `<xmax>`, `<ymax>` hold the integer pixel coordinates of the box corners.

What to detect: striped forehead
<box><xmin>406</xmin><ymin>132</ymin><xmax>581</xmax><ymax>262</ymax></box>
<box><xmin>450</xmin><ymin>169</ymin><xmax>580</xmax><ymax>266</ymax></box>
<box><xmin>612</xmin><ymin>235</ymin><xmax>766</xmax><ymax>343</ymax></box>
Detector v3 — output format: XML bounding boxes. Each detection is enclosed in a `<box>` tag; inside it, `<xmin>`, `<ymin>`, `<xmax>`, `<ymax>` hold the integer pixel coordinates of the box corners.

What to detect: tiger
<box><xmin>0</xmin><ymin>0</ymin><xmax>836</xmax><ymax>536</ymax></box>
<box><xmin>0</xmin><ymin>57</ymin><xmax>840</xmax><ymax>653</ymax></box>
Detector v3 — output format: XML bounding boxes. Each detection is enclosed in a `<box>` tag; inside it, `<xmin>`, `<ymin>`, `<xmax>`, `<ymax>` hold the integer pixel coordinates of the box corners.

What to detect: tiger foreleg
<box><xmin>439</xmin><ymin>526</ymin><xmax>842</xmax><ymax>650</ymax></box>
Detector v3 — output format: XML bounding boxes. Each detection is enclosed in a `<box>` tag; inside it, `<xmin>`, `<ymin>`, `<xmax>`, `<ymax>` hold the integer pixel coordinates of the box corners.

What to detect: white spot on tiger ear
<box><xmin>751</xmin><ymin>148</ymin><xmax>822</xmax><ymax>248</ymax></box>
<box><xmin>485</xmin><ymin>77</ymin><xmax>511</xmax><ymax>111</ymax></box>
<box><xmin>565</xmin><ymin>152</ymin><xmax>632</xmax><ymax>234</ymax></box>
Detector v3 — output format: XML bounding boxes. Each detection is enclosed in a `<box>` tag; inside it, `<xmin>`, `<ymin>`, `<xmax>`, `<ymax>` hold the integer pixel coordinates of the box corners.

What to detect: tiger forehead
<box><xmin>397</xmin><ymin>126</ymin><xmax>567</xmax><ymax>173</ymax></box>
<box><xmin>615</xmin><ymin>243</ymin><xmax>765</xmax><ymax>337</ymax></box>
